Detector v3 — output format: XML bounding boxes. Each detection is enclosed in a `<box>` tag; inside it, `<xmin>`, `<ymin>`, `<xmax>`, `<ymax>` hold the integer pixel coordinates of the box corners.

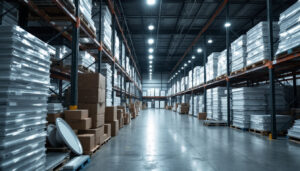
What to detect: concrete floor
<box><xmin>85</xmin><ymin>109</ymin><xmax>300</xmax><ymax>171</ymax></box>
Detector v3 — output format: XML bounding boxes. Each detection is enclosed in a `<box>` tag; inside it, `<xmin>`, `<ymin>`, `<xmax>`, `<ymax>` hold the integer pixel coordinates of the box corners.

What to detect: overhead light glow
<box><xmin>149</xmin><ymin>48</ymin><xmax>154</xmax><ymax>53</ymax></box>
<box><xmin>197</xmin><ymin>48</ymin><xmax>202</xmax><ymax>53</ymax></box>
<box><xmin>149</xmin><ymin>61</ymin><xmax>153</xmax><ymax>64</ymax></box>
<box><xmin>149</xmin><ymin>55</ymin><xmax>153</xmax><ymax>60</ymax></box>
<box><xmin>208</xmin><ymin>39</ymin><xmax>213</xmax><ymax>44</ymax></box>
<box><xmin>148</xmin><ymin>38</ymin><xmax>154</xmax><ymax>45</ymax></box>
<box><xmin>188</xmin><ymin>60</ymin><xmax>191</xmax><ymax>63</ymax></box>
<box><xmin>146</xmin><ymin>0</ymin><xmax>156</xmax><ymax>6</ymax></box>
<box><xmin>150</xmin><ymin>69</ymin><xmax>152</xmax><ymax>72</ymax></box>
<box><xmin>184</xmin><ymin>63</ymin><xmax>187</xmax><ymax>67</ymax></box>
<box><xmin>181</xmin><ymin>67</ymin><xmax>184</xmax><ymax>69</ymax></box>
<box><xmin>148</xmin><ymin>25</ymin><xmax>155</xmax><ymax>30</ymax></box>
<box><xmin>192</xmin><ymin>55</ymin><xmax>195</xmax><ymax>59</ymax></box>
<box><xmin>150</xmin><ymin>65</ymin><xmax>152</xmax><ymax>68</ymax></box>
<box><xmin>224</xmin><ymin>22</ymin><xmax>231</xmax><ymax>28</ymax></box>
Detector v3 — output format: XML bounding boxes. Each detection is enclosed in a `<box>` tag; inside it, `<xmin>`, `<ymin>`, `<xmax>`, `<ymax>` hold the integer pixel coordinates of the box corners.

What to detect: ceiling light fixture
<box><xmin>148</xmin><ymin>38</ymin><xmax>154</xmax><ymax>45</ymax></box>
<box><xmin>192</xmin><ymin>55</ymin><xmax>195</xmax><ymax>59</ymax></box>
<box><xmin>188</xmin><ymin>60</ymin><xmax>191</xmax><ymax>63</ymax></box>
<box><xmin>149</xmin><ymin>48</ymin><xmax>154</xmax><ymax>53</ymax></box>
<box><xmin>150</xmin><ymin>65</ymin><xmax>152</xmax><ymax>68</ymax></box>
<box><xmin>146</xmin><ymin>0</ymin><xmax>156</xmax><ymax>6</ymax></box>
<box><xmin>148</xmin><ymin>55</ymin><xmax>153</xmax><ymax>60</ymax></box>
<box><xmin>148</xmin><ymin>25</ymin><xmax>155</xmax><ymax>30</ymax></box>
<box><xmin>149</xmin><ymin>61</ymin><xmax>152</xmax><ymax>64</ymax></box>
<box><xmin>208</xmin><ymin>39</ymin><xmax>213</xmax><ymax>44</ymax></box>
<box><xmin>224</xmin><ymin>22</ymin><xmax>231</xmax><ymax>28</ymax></box>
<box><xmin>184</xmin><ymin>63</ymin><xmax>187</xmax><ymax>67</ymax></box>
<box><xmin>197</xmin><ymin>48</ymin><xmax>202</xmax><ymax>53</ymax></box>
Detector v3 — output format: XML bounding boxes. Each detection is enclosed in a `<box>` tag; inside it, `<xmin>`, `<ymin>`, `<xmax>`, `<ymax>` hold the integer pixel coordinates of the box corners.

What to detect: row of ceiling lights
<box><xmin>169</xmin><ymin>22</ymin><xmax>231</xmax><ymax>82</ymax></box>
<box><xmin>146</xmin><ymin>0</ymin><xmax>156</xmax><ymax>80</ymax></box>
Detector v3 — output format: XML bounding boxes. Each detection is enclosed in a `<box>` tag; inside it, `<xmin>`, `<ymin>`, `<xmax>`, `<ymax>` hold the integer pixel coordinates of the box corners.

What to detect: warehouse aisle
<box><xmin>85</xmin><ymin>109</ymin><xmax>300</xmax><ymax>171</ymax></box>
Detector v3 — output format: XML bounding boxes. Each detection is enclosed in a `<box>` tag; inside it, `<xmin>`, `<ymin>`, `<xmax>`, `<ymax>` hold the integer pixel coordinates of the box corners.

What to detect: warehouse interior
<box><xmin>1</xmin><ymin>0</ymin><xmax>300</xmax><ymax>170</ymax></box>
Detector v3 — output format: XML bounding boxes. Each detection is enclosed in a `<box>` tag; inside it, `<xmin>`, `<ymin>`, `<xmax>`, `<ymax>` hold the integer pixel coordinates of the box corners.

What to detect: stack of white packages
<box><xmin>0</xmin><ymin>25</ymin><xmax>52</xmax><ymax>170</ymax></box>
<box><xmin>232</xmin><ymin>87</ymin><xmax>267</xmax><ymax>129</ymax></box>
<box><xmin>250</xmin><ymin>115</ymin><xmax>292</xmax><ymax>131</ymax></box>
<box><xmin>246</xmin><ymin>21</ymin><xmax>279</xmax><ymax>66</ymax></box>
<box><xmin>93</xmin><ymin>4</ymin><xmax>112</xmax><ymax>51</ymax></box>
<box><xmin>177</xmin><ymin>80</ymin><xmax>181</xmax><ymax>93</ymax></box>
<box><xmin>198</xmin><ymin>95</ymin><xmax>204</xmax><ymax>113</ymax></box>
<box><xmin>199</xmin><ymin>67</ymin><xmax>204</xmax><ymax>85</ymax></box>
<box><xmin>115</xmin><ymin>33</ymin><xmax>120</xmax><ymax>61</ymax></box>
<box><xmin>79</xmin><ymin>0</ymin><xmax>96</xmax><ymax>32</ymax></box>
<box><xmin>114</xmin><ymin>68</ymin><xmax>120</xmax><ymax>88</ymax></box>
<box><xmin>113</xmin><ymin>92</ymin><xmax>121</xmax><ymax>106</ymax></box>
<box><xmin>189</xmin><ymin>98</ymin><xmax>193</xmax><ymax>115</ymax></box>
<box><xmin>206</xmin><ymin>89</ymin><xmax>213</xmax><ymax>119</ymax></box>
<box><xmin>177</xmin><ymin>104</ymin><xmax>181</xmax><ymax>113</ymax></box>
<box><xmin>154</xmin><ymin>89</ymin><xmax>160</xmax><ymax>96</ymax></box>
<box><xmin>193</xmin><ymin>95</ymin><xmax>199</xmax><ymax>116</ymax></box>
<box><xmin>217</xmin><ymin>50</ymin><xmax>231</xmax><ymax>77</ymax></box>
<box><xmin>161</xmin><ymin>90</ymin><xmax>166</xmax><ymax>96</ymax></box>
<box><xmin>64</xmin><ymin>51</ymin><xmax>95</xmax><ymax>72</ymax></box>
<box><xmin>231</xmin><ymin>35</ymin><xmax>247</xmax><ymax>71</ymax></box>
<box><xmin>47</xmin><ymin>103</ymin><xmax>63</xmax><ymax>114</ymax></box>
<box><xmin>101</xmin><ymin>63</ymin><xmax>112</xmax><ymax>106</ymax></box>
<box><xmin>276</xmin><ymin>1</ymin><xmax>300</xmax><ymax>56</ymax></box>
<box><xmin>188</xmin><ymin>70</ymin><xmax>193</xmax><ymax>89</ymax></box>
<box><xmin>193</xmin><ymin>66</ymin><xmax>201</xmax><ymax>86</ymax></box>
<box><xmin>206</xmin><ymin>53</ymin><xmax>220</xmax><ymax>82</ymax></box>
<box><xmin>288</xmin><ymin>120</ymin><xmax>300</xmax><ymax>139</ymax></box>
<box><xmin>121</xmin><ymin>43</ymin><xmax>125</xmax><ymax>68</ymax></box>
<box><xmin>221</xmin><ymin>97</ymin><xmax>228</xmax><ymax>121</ymax></box>
<box><xmin>126</xmin><ymin>56</ymin><xmax>130</xmax><ymax>74</ymax></box>
<box><xmin>181</xmin><ymin>77</ymin><xmax>185</xmax><ymax>92</ymax></box>
<box><xmin>212</xmin><ymin>87</ymin><xmax>226</xmax><ymax>120</ymax></box>
<box><xmin>54</xmin><ymin>45</ymin><xmax>71</xmax><ymax>60</ymax></box>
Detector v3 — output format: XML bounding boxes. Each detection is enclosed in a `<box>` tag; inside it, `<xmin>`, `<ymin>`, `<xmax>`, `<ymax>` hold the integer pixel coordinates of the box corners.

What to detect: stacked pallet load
<box><xmin>129</xmin><ymin>103</ymin><xmax>138</xmax><ymax>118</ymax></box>
<box><xmin>0</xmin><ymin>26</ymin><xmax>52</xmax><ymax>170</ymax></box>
<box><xmin>231</xmin><ymin>35</ymin><xmax>247</xmax><ymax>72</ymax></box>
<box><xmin>188</xmin><ymin>70</ymin><xmax>193</xmax><ymax>89</ymax></box>
<box><xmin>206</xmin><ymin>89</ymin><xmax>213</xmax><ymax>119</ymax></box>
<box><xmin>178</xmin><ymin>103</ymin><xmax>189</xmax><ymax>114</ymax></box>
<box><xmin>189</xmin><ymin>97</ymin><xmax>193</xmax><ymax>115</ymax></box>
<box><xmin>250</xmin><ymin>115</ymin><xmax>292</xmax><ymax>132</ymax></box>
<box><xmin>79</xmin><ymin>0</ymin><xmax>96</xmax><ymax>32</ymax></box>
<box><xmin>93</xmin><ymin>4</ymin><xmax>112</xmax><ymax>50</ymax></box>
<box><xmin>121</xmin><ymin>43</ymin><xmax>126</xmax><ymax>68</ymax></box>
<box><xmin>220</xmin><ymin>97</ymin><xmax>229</xmax><ymax>121</ymax></box>
<box><xmin>206</xmin><ymin>53</ymin><xmax>220</xmax><ymax>82</ymax></box>
<box><xmin>101</xmin><ymin>63</ymin><xmax>113</xmax><ymax>106</ymax></box>
<box><xmin>64</xmin><ymin>51</ymin><xmax>95</xmax><ymax>72</ymax></box>
<box><xmin>212</xmin><ymin>87</ymin><xmax>227</xmax><ymax>121</ymax></box>
<box><xmin>246</xmin><ymin>21</ymin><xmax>279</xmax><ymax>66</ymax></box>
<box><xmin>193</xmin><ymin>95</ymin><xmax>199</xmax><ymax>116</ymax></box>
<box><xmin>105</xmin><ymin>107</ymin><xmax>119</xmax><ymax>137</ymax></box>
<box><xmin>276</xmin><ymin>1</ymin><xmax>300</xmax><ymax>57</ymax></box>
<box><xmin>193</xmin><ymin>66</ymin><xmax>201</xmax><ymax>86</ymax></box>
<box><xmin>115</xmin><ymin>33</ymin><xmax>120</xmax><ymax>61</ymax></box>
<box><xmin>47</xmin><ymin>103</ymin><xmax>64</xmax><ymax>124</ymax></box>
<box><xmin>217</xmin><ymin>50</ymin><xmax>231</xmax><ymax>78</ymax></box>
<box><xmin>199</xmin><ymin>67</ymin><xmax>204</xmax><ymax>85</ymax></box>
<box><xmin>288</xmin><ymin>120</ymin><xmax>300</xmax><ymax>140</ymax></box>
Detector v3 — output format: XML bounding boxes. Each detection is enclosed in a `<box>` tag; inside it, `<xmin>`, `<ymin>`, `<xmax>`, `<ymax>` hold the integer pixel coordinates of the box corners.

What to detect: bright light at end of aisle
<box><xmin>188</xmin><ymin>60</ymin><xmax>191</xmax><ymax>63</ymax></box>
<box><xmin>184</xmin><ymin>63</ymin><xmax>187</xmax><ymax>67</ymax></box>
<box><xmin>148</xmin><ymin>25</ymin><xmax>155</xmax><ymax>30</ymax></box>
<box><xmin>224</xmin><ymin>22</ymin><xmax>231</xmax><ymax>28</ymax></box>
<box><xmin>149</xmin><ymin>61</ymin><xmax>152</xmax><ymax>64</ymax></box>
<box><xmin>148</xmin><ymin>38</ymin><xmax>154</xmax><ymax>45</ymax></box>
<box><xmin>150</xmin><ymin>69</ymin><xmax>152</xmax><ymax>72</ymax></box>
<box><xmin>150</xmin><ymin>65</ymin><xmax>152</xmax><ymax>68</ymax></box>
<box><xmin>197</xmin><ymin>48</ymin><xmax>202</xmax><ymax>53</ymax></box>
<box><xmin>149</xmin><ymin>48</ymin><xmax>154</xmax><ymax>53</ymax></box>
<box><xmin>148</xmin><ymin>55</ymin><xmax>153</xmax><ymax>60</ymax></box>
<box><xmin>192</xmin><ymin>55</ymin><xmax>195</xmax><ymax>59</ymax></box>
<box><xmin>147</xmin><ymin>0</ymin><xmax>156</xmax><ymax>6</ymax></box>
<box><xmin>208</xmin><ymin>39</ymin><xmax>213</xmax><ymax>44</ymax></box>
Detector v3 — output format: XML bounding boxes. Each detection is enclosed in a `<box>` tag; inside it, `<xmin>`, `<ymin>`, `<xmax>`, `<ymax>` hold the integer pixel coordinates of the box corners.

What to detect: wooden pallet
<box><xmin>249</xmin><ymin>129</ymin><xmax>287</xmax><ymax>137</ymax></box>
<box><xmin>83</xmin><ymin>145</ymin><xmax>100</xmax><ymax>156</ymax></box>
<box><xmin>80</xmin><ymin>14</ymin><xmax>96</xmax><ymax>38</ymax></box>
<box><xmin>244</xmin><ymin>59</ymin><xmax>269</xmax><ymax>71</ymax></box>
<box><xmin>276</xmin><ymin>44</ymin><xmax>300</xmax><ymax>59</ymax></box>
<box><xmin>288</xmin><ymin>136</ymin><xmax>300</xmax><ymax>144</ymax></box>
<box><xmin>230</xmin><ymin>68</ymin><xmax>245</xmax><ymax>76</ymax></box>
<box><xmin>101</xmin><ymin>136</ymin><xmax>111</xmax><ymax>145</ymax></box>
<box><xmin>203</xmin><ymin>120</ymin><xmax>227</xmax><ymax>126</ymax></box>
<box><xmin>216</xmin><ymin>74</ymin><xmax>227</xmax><ymax>80</ymax></box>
<box><xmin>230</xmin><ymin>125</ymin><xmax>248</xmax><ymax>131</ymax></box>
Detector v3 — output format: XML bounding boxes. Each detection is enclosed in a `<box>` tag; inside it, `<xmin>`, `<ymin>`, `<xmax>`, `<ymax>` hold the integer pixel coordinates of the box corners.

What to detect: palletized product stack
<box><xmin>231</xmin><ymin>35</ymin><xmax>247</xmax><ymax>71</ymax></box>
<box><xmin>246</xmin><ymin>21</ymin><xmax>279</xmax><ymax>66</ymax></box>
<box><xmin>198</xmin><ymin>95</ymin><xmax>204</xmax><ymax>113</ymax></box>
<box><xmin>0</xmin><ymin>26</ymin><xmax>52</xmax><ymax>170</ymax></box>
<box><xmin>206</xmin><ymin>89</ymin><xmax>213</xmax><ymax>119</ymax></box>
<box><xmin>177</xmin><ymin>80</ymin><xmax>180</xmax><ymax>93</ymax></box>
<box><xmin>121</xmin><ymin>43</ymin><xmax>125</xmax><ymax>68</ymax></box>
<box><xmin>64</xmin><ymin>51</ymin><xmax>95</xmax><ymax>72</ymax></box>
<box><xmin>250</xmin><ymin>115</ymin><xmax>292</xmax><ymax>132</ymax></box>
<box><xmin>79</xmin><ymin>0</ymin><xmax>96</xmax><ymax>32</ymax></box>
<box><xmin>189</xmin><ymin>98</ymin><xmax>193</xmax><ymax>115</ymax></box>
<box><xmin>93</xmin><ymin>4</ymin><xmax>112</xmax><ymax>51</ymax></box>
<box><xmin>220</xmin><ymin>97</ymin><xmax>228</xmax><ymax>121</ymax></box>
<box><xmin>199</xmin><ymin>67</ymin><xmax>204</xmax><ymax>85</ymax></box>
<box><xmin>54</xmin><ymin>45</ymin><xmax>71</xmax><ymax>60</ymax></box>
<box><xmin>126</xmin><ymin>56</ymin><xmax>130</xmax><ymax>74</ymax></box>
<box><xmin>115</xmin><ymin>32</ymin><xmax>120</xmax><ymax>61</ymax></box>
<box><xmin>217</xmin><ymin>50</ymin><xmax>231</xmax><ymax>77</ymax></box>
<box><xmin>193</xmin><ymin>95</ymin><xmax>199</xmax><ymax>116</ymax></box>
<box><xmin>212</xmin><ymin>87</ymin><xmax>226</xmax><ymax>120</ymax></box>
<box><xmin>276</xmin><ymin>1</ymin><xmax>300</xmax><ymax>56</ymax></box>
<box><xmin>101</xmin><ymin>63</ymin><xmax>112</xmax><ymax>106</ymax></box>
<box><xmin>232</xmin><ymin>87</ymin><xmax>267</xmax><ymax>129</ymax></box>
<box><xmin>206</xmin><ymin>52</ymin><xmax>220</xmax><ymax>82</ymax></box>
<box><xmin>178</xmin><ymin>103</ymin><xmax>189</xmax><ymax>114</ymax></box>
<box><xmin>181</xmin><ymin>77</ymin><xmax>185</xmax><ymax>92</ymax></box>
<box><xmin>47</xmin><ymin>103</ymin><xmax>64</xmax><ymax>124</ymax></box>
<box><xmin>193</xmin><ymin>66</ymin><xmax>201</xmax><ymax>86</ymax></box>
<box><xmin>188</xmin><ymin>70</ymin><xmax>193</xmax><ymax>88</ymax></box>
<box><xmin>288</xmin><ymin>120</ymin><xmax>300</xmax><ymax>139</ymax></box>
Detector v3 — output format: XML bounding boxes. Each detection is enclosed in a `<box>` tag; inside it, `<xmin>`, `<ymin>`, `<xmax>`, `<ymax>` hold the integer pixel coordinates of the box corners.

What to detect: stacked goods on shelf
<box><xmin>101</xmin><ymin>63</ymin><xmax>113</xmax><ymax>106</ymax></box>
<box><xmin>178</xmin><ymin>103</ymin><xmax>189</xmax><ymax>114</ymax></box>
<box><xmin>276</xmin><ymin>1</ymin><xmax>300</xmax><ymax>56</ymax></box>
<box><xmin>198</xmin><ymin>95</ymin><xmax>204</xmax><ymax>113</ymax></box>
<box><xmin>199</xmin><ymin>67</ymin><xmax>204</xmax><ymax>85</ymax></box>
<box><xmin>105</xmin><ymin>107</ymin><xmax>119</xmax><ymax>136</ymax></box>
<box><xmin>220</xmin><ymin>97</ymin><xmax>228</xmax><ymax>121</ymax></box>
<box><xmin>193</xmin><ymin>66</ymin><xmax>201</xmax><ymax>86</ymax></box>
<box><xmin>0</xmin><ymin>26</ymin><xmax>52</xmax><ymax>170</ymax></box>
<box><xmin>231</xmin><ymin>35</ymin><xmax>247</xmax><ymax>72</ymax></box>
<box><xmin>155</xmin><ymin>101</ymin><xmax>159</xmax><ymax>108</ymax></box>
<box><xmin>232</xmin><ymin>87</ymin><xmax>267</xmax><ymax>129</ymax></box>
<box><xmin>188</xmin><ymin>70</ymin><xmax>193</xmax><ymax>88</ymax></box>
<box><xmin>206</xmin><ymin>89</ymin><xmax>213</xmax><ymax>119</ymax></box>
<box><xmin>47</xmin><ymin>103</ymin><xmax>64</xmax><ymax>124</ymax></box>
<box><xmin>250</xmin><ymin>115</ymin><xmax>292</xmax><ymax>132</ymax></box>
<box><xmin>121</xmin><ymin>43</ymin><xmax>126</xmax><ymax>68</ymax></box>
<box><xmin>155</xmin><ymin>88</ymin><xmax>160</xmax><ymax>96</ymax></box>
<box><xmin>93</xmin><ymin>4</ymin><xmax>112</xmax><ymax>50</ymax></box>
<box><xmin>161</xmin><ymin>90</ymin><xmax>166</xmax><ymax>96</ymax></box>
<box><xmin>206</xmin><ymin>53</ymin><xmax>220</xmax><ymax>82</ymax></box>
<box><xmin>217</xmin><ymin>49</ymin><xmax>231</xmax><ymax>77</ymax></box>
<box><xmin>177</xmin><ymin>80</ymin><xmax>181</xmax><ymax>93</ymax></box>
<box><xmin>0</xmin><ymin>1</ymin><xmax>18</xmax><ymax>26</ymax></box>
<box><xmin>181</xmin><ymin>77</ymin><xmax>185</xmax><ymax>92</ymax></box>
<box><xmin>54</xmin><ymin>45</ymin><xmax>71</xmax><ymax>60</ymax></box>
<box><xmin>160</xmin><ymin>101</ymin><xmax>165</xmax><ymax>109</ymax></box>
<box><xmin>189</xmin><ymin>98</ymin><xmax>193</xmax><ymax>115</ymax></box>
<box><xmin>64</xmin><ymin>51</ymin><xmax>95</xmax><ymax>72</ymax></box>
<box><xmin>78</xmin><ymin>0</ymin><xmax>96</xmax><ymax>32</ymax></box>
<box><xmin>126</xmin><ymin>56</ymin><xmax>130</xmax><ymax>74</ymax></box>
<box><xmin>117</xmin><ymin>109</ymin><xmax>124</xmax><ymax>129</ymax></box>
<box><xmin>246</xmin><ymin>21</ymin><xmax>279</xmax><ymax>66</ymax></box>
<box><xmin>288</xmin><ymin>120</ymin><xmax>300</xmax><ymax>139</ymax></box>
<box><xmin>193</xmin><ymin>95</ymin><xmax>199</xmax><ymax>116</ymax></box>
<box><xmin>115</xmin><ymin>32</ymin><xmax>120</xmax><ymax>61</ymax></box>
<box><xmin>129</xmin><ymin>103</ymin><xmax>138</xmax><ymax>118</ymax></box>
<box><xmin>212</xmin><ymin>87</ymin><xmax>227</xmax><ymax>121</ymax></box>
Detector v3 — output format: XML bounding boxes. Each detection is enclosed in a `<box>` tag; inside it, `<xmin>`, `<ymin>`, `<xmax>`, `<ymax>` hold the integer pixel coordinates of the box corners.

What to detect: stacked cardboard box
<box><xmin>64</xmin><ymin>110</ymin><xmax>92</xmax><ymax>130</ymax></box>
<box><xmin>178</xmin><ymin>103</ymin><xmax>190</xmax><ymax>114</ymax></box>
<box><xmin>103</xmin><ymin>124</ymin><xmax>111</xmax><ymax>142</ymax></box>
<box><xmin>105</xmin><ymin>107</ymin><xmax>119</xmax><ymax>136</ymax></box>
<box><xmin>117</xmin><ymin>109</ymin><xmax>124</xmax><ymax>129</ymax></box>
<box><xmin>129</xmin><ymin>103</ymin><xmax>137</xmax><ymax>118</ymax></box>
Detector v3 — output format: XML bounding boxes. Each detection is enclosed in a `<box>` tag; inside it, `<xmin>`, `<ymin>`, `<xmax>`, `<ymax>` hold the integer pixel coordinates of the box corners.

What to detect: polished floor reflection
<box><xmin>85</xmin><ymin>109</ymin><xmax>300</xmax><ymax>171</ymax></box>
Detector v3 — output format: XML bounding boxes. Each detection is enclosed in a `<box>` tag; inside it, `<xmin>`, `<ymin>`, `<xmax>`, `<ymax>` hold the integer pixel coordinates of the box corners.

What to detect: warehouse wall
<box><xmin>142</xmin><ymin>72</ymin><xmax>169</xmax><ymax>92</ymax></box>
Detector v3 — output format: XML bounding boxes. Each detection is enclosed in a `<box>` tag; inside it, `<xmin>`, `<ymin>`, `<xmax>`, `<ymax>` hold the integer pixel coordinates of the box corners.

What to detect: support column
<box><xmin>70</xmin><ymin>0</ymin><xmax>80</xmax><ymax>110</ymax></box>
<box><xmin>226</xmin><ymin>2</ymin><xmax>231</xmax><ymax>126</ymax></box>
<box><xmin>203</xmin><ymin>37</ymin><xmax>207</xmax><ymax>113</ymax></box>
<box><xmin>267</xmin><ymin>0</ymin><xmax>277</xmax><ymax>139</ymax></box>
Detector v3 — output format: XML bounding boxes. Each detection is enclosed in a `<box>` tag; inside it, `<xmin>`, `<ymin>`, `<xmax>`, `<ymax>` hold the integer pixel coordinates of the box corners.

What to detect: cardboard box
<box><xmin>198</xmin><ymin>112</ymin><xmax>207</xmax><ymax>120</ymax></box>
<box><xmin>78</xmin><ymin>88</ymin><xmax>105</xmax><ymax>104</ymax></box>
<box><xmin>107</xmin><ymin>120</ymin><xmax>119</xmax><ymax>137</ymax></box>
<box><xmin>105</xmin><ymin>107</ymin><xmax>117</xmax><ymax>122</ymax></box>
<box><xmin>91</xmin><ymin>114</ymin><xmax>105</xmax><ymax>128</ymax></box>
<box><xmin>78</xmin><ymin>73</ymin><xmax>106</xmax><ymax>89</ymax></box>
<box><xmin>104</xmin><ymin>123</ymin><xmax>111</xmax><ymax>137</ymax></box>
<box><xmin>64</xmin><ymin>110</ymin><xmax>88</xmax><ymax>120</ymax></box>
<box><xmin>67</xmin><ymin>118</ymin><xmax>92</xmax><ymax>130</ymax></box>
<box><xmin>100</xmin><ymin>134</ymin><xmax>110</xmax><ymax>145</ymax></box>
<box><xmin>119</xmin><ymin>117</ymin><xmax>124</xmax><ymax>129</ymax></box>
<box><xmin>47</xmin><ymin>113</ymin><xmax>63</xmax><ymax>123</ymax></box>
<box><xmin>78</xmin><ymin>126</ymin><xmax>104</xmax><ymax>145</ymax></box>
<box><xmin>77</xmin><ymin>134</ymin><xmax>95</xmax><ymax>152</ymax></box>
<box><xmin>124</xmin><ymin>113</ymin><xmax>131</xmax><ymax>125</ymax></box>
<box><xmin>78</xmin><ymin>103</ymin><xmax>105</xmax><ymax>116</ymax></box>
<box><xmin>117</xmin><ymin>109</ymin><xmax>123</xmax><ymax>120</ymax></box>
